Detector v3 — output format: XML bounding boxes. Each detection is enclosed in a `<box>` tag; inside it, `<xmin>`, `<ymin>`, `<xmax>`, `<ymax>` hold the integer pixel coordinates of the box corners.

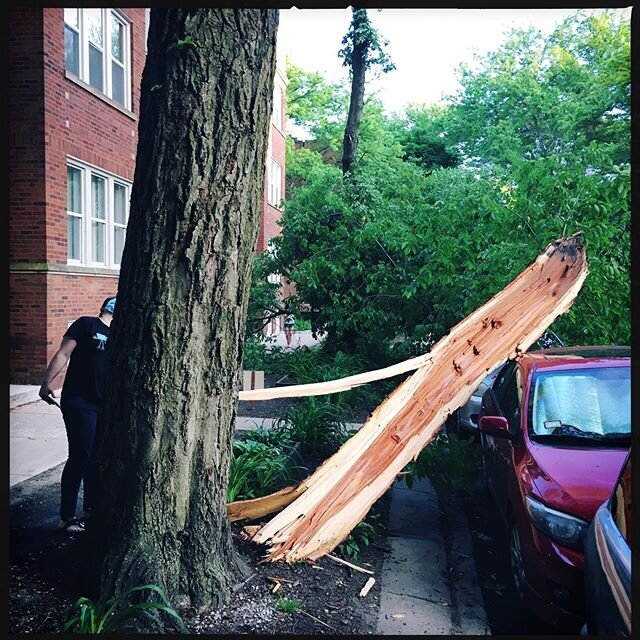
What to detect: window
<box><xmin>64</xmin><ymin>8</ymin><xmax>131</xmax><ymax>109</ymax></box>
<box><xmin>272</xmin><ymin>84</ymin><xmax>283</xmax><ymax>130</ymax></box>
<box><xmin>66</xmin><ymin>160</ymin><xmax>130</xmax><ymax>268</ymax></box>
<box><xmin>268</xmin><ymin>159</ymin><xmax>282</xmax><ymax>207</ymax></box>
<box><xmin>492</xmin><ymin>363</ymin><xmax>520</xmax><ymax>433</ymax></box>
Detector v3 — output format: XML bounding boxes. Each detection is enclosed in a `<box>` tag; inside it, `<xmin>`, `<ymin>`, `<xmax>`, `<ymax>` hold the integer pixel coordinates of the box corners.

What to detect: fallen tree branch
<box><xmin>234</xmin><ymin>235</ymin><xmax>588</xmax><ymax>563</ymax></box>
<box><xmin>326</xmin><ymin>554</ymin><xmax>374</xmax><ymax>575</ymax></box>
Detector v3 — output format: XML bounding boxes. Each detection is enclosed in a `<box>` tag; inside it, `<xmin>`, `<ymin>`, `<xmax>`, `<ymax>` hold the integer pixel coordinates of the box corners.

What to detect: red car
<box><xmin>478</xmin><ymin>346</ymin><xmax>630</xmax><ymax>632</ymax></box>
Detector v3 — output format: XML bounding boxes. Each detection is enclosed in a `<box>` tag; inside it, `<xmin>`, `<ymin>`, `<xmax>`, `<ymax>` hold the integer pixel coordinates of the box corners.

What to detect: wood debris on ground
<box><xmin>359</xmin><ymin>577</ymin><xmax>376</xmax><ymax>597</ymax></box>
<box><xmin>229</xmin><ymin>235</ymin><xmax>588</xmax><ymax>563</ymax></box>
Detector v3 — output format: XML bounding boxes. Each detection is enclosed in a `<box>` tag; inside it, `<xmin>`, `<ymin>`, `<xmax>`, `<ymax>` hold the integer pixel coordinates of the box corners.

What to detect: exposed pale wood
<box><xmin>243</xmin><ymin>236</ymin><xmax>588</xmax><ymax>562</ymax></box>
<box><xmin>228</xmin><ymin>485</ymin><xmax>302</xmax><ymax>522</ymax></box>
<box><xmin>238</xmin><ymin>352</ymin><xmax>432</xmax><ymax>401</ymax></box>
<box><xmin>359</xmin><ymin>577</ymin><xmax>376</xmax><ymax>597</ymax></box>
<box><xmin>326</xmin><ymin>554</ymin><xmax>375</xmax><ymax>575</ymax></box>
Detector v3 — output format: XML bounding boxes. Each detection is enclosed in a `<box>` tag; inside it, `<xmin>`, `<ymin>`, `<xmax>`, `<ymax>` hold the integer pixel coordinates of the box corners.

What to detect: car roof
<box><xmin>518</xmin><ymin>345</ymin><xmax>630</xmax><ymax>373</ymax></box>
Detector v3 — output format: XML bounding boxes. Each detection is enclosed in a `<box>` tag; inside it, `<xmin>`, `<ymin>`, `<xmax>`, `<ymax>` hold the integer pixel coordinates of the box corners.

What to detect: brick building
<box><xmin>9</xmin><ymin>8</ymin><xmax>287</xmax><ymax>384</ymax></box>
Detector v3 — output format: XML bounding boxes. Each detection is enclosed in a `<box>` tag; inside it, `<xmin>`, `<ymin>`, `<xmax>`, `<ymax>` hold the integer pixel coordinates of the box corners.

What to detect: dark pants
<box><xmin>60</xmin><ymin>395</ymin><xmax>100</xmax><ymax>520</ymax></box>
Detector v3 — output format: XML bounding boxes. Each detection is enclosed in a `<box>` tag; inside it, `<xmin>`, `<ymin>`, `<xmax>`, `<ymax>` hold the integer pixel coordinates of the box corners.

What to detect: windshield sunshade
<box><xmin>531</xmin><ymin>367</ymin><xmax>630</xmax><ymax>439</ymax></box>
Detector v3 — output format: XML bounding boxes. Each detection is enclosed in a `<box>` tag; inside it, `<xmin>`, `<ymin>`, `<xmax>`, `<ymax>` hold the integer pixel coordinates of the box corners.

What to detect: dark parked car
<box><xmin>447</xmin><ymin>365</ymin><xmax>504</xmax><ymax>436</ymax></box>
<box><xmin>479</xmin><ymin>346</ymin><xmax>631</xmax><ymax>632</ymax></box>
<box><xmin>582</xmin><ymin>450</ymin><xmax>631</xmax><ymax>636</ymax></box>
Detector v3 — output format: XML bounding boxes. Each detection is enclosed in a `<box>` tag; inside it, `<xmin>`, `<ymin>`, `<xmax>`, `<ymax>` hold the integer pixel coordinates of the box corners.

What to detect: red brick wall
<box><xmin>9</xmin><ymin>9</ymin><xmax>47</xmax><ymax>265</ymax></box>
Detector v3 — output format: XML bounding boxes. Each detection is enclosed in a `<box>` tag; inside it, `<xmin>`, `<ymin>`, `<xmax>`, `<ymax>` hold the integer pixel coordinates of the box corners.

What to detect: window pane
<box><xmin>111</xmin><ymin>15</ymin><xmax>124</xmax><ymax>62</ymax></box>
<box><xmin>114</xmin><ymin>227</ymin><xmax>125</xmax><ymax>264</ymax></box>
<box><xmin>92</xmin><ymin>221</ymin><xmax>105</xmax><ymax>263</ymax></box>
<box><xmin>113</xmin><ymin>184</ymin><xmax>127</xmax><ymax>224</ymax></box>
<box><xmin>91</xmin><ymin>175</ymin><xmax>106</xmax><ymax>219</ymax></box>
<box><xmin>64</xmin><ymin>8</ymin><xmax>79</xmax><ymax>29</ymax></box>
<box><xmin>112</xmin><ymin>62</ymin><xmax>125</xmax><ymax>105</ymax></box>
<box><xmin>67</xmin><ymin>166</ymin><xmax>82</xmax><ymax>213</ymax></box>
<box><xmin>68</xmin><ymin>216</ymin><xmax>82</xmax><ymax>261</ymax></box>
<box><xmin>86</xmin><ymin>9</ymin><xmax>103</xmax><ymax>47</ymax></box>
<box><xmin>64</xmin><ymin>26</ymin><xmax>79</xmax><ymax>75</ymax></box>
<box><xmin>89</xmin><ymin>44</ymin><xmax>104</xmax><ymax>91</ymax></box>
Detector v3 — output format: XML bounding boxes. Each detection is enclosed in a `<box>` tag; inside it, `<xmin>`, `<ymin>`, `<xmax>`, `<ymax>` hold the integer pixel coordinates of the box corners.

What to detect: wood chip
<box><xmin>272</xmin><ymin>582</ymin><xmax>281</xmax><ymax>594</ymax></box>
<box><xmin>266</xmin><ymin>576</ymin><xmax>295</xmax><ymax>584</ymax></box>
<box><xmin>359</xmin><ymin>577</ymin><xmax>375</xmax><ymax>597</ymax></box>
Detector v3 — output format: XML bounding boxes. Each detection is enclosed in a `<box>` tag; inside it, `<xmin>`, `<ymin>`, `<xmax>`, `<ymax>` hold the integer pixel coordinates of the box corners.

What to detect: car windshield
<box><xmin>530</xmin><ymin>366</ymin><xmax>630</xmax><ymax>442</ymax></box>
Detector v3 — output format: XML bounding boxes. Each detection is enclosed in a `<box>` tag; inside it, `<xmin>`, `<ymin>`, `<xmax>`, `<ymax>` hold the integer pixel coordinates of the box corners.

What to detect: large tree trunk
<box><xmin>90</xmin><ymin>9</ymin><xmax>278</xmax><ymax>613</ymax></box>
<box><xmin>342</xmin><ymin>9</ymin><xmax>368</xmax><ymax>175</ymax></box>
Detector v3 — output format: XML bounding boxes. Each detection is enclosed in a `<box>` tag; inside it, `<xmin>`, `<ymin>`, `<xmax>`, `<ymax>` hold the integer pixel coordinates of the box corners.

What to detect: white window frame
<box><xmin>268</xmin><ymin>158</ymin><xmax>282</xmax><ymax>208</ymax></box>
<box><xmin>272</xmin><ymin>83</ymin><xmax>283</xmax><ymax>130</ymax></box>
<box><xmin>66</xmin><ymin>158</ymin><xmax>131</xmax><ymax>270</ymax></box>
<box><xmin>64</xmin><ymin>8</ymin><xmax>132</xmax><ymax>110</ymax></box>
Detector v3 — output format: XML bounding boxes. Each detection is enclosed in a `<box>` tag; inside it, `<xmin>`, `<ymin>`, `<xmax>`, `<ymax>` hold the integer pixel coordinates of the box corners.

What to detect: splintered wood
<box><xmin>229</xmin><ymin>235</ymin><xmax>588</xmax><ymax>562</ymax></box>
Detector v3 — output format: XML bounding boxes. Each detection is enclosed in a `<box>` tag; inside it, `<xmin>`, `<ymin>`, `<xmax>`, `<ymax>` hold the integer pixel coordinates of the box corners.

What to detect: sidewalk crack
<box><xmin>386</xmin><ymin>590</ymin><xmax>450</xmax><ymax>607</ymax></box>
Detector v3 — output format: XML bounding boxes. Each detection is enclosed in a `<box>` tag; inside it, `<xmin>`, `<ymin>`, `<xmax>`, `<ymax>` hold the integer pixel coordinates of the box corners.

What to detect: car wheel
<box><xmin>509</xmin><ymin>522</ymin><xmax>526</xmax><ymax>602</ymax></box>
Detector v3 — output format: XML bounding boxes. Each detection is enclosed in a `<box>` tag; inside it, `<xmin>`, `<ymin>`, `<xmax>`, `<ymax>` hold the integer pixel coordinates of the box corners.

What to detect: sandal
<box><xmin>57</xmin><ymin>518</ymin><xmax>85</xmax><ymax>533</ymax></box>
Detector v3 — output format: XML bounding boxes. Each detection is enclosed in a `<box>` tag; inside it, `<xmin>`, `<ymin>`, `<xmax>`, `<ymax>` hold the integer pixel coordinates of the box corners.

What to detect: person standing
<box><xmin>38</xmin><ymin>296</ymin><xmax>116</xmax><ymax>533</ymax></box>
<box><xmin>284</xmin><ymin>313</ymin><xmax>295</xmax><ymax>347</ymax></box>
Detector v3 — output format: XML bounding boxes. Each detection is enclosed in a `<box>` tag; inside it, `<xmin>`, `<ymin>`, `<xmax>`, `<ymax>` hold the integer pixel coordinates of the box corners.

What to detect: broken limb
<box><xmin>234</xmin><ymin>235</ymin><xmax>588</xmax><ymax>563</ymax></box>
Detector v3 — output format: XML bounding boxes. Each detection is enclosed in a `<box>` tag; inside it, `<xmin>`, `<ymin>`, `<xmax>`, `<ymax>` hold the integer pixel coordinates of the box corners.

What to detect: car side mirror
<box><xmin>479</xmin><ymin>415</ymin><xmax>512</xmax><ymax>438</ymax></box>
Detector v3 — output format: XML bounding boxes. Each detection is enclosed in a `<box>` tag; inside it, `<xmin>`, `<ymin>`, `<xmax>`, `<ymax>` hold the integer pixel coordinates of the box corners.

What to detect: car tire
<box><xmin>508</xmin><ymin>520</ymin><xmax>527</xmax><ymax>603</ymax></box>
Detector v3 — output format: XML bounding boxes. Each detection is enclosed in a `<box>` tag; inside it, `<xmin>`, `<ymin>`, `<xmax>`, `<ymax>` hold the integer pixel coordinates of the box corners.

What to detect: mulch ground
<box><xmin>188</xmin><ymin>496</ymin><xmax>390</xmax><ymax>635</ymax></box>
<box><xmin>9</xmin><ymin>486</ymin><xmax>390</xmax><ymax>635</ymax></box>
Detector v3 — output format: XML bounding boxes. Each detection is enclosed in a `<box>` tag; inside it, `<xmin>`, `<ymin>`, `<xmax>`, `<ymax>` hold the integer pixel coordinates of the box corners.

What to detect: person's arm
<box><xmin>39</xmin><ymin>337</ymin><xmax>77</xmax><ymax>404</ymax></box>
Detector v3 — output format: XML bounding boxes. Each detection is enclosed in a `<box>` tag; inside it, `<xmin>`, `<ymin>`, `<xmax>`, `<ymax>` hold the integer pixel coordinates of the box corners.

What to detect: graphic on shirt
<box><xmin>93</xmin><ymin>332</ymin><xmax>108</xmax><ymax>351</ymax></box>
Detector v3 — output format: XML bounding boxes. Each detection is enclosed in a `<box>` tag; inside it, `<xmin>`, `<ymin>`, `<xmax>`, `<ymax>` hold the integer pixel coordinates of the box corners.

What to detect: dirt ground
<box><xmin>9</xmin><ymin>452</ymin><xmax>390</xmax><ymax>635</ymax></box>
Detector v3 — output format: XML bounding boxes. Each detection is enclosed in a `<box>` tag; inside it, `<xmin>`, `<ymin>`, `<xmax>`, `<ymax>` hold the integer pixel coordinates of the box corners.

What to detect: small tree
<box><xmin>339</xmin><ymin>8</ymin><xmax>394</xmax><ymax>175</ymax></box>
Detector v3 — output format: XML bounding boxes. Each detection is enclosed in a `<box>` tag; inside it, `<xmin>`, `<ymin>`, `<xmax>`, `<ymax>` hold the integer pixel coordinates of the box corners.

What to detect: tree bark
<box><xmin>342</xmin><ymin>9</ymin><xmax>368</xmax><ymax>176</ymax></box>
<box><xmin>90</xmin><ymin>9</ymin><xmax>278</xmax><ymax>613</ymax></box>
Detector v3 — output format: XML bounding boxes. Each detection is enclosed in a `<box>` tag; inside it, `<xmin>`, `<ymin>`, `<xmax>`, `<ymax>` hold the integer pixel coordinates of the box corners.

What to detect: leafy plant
<box><xmin>62</xmin><ymin>584</ymin><xmax>188</xmax><ymax>634</ymax></box>
<box><xmin>337</xmin><ymin>517</ymin><xmax>379</xmax><ymax>561</ymax></box>
<box><xmin>276</xmin><ymin>597</ymin><xmax>302</xmax><ymax>613</ymax></box>
<box><xmin>403</xmin><ymin>432</ymin><xmax>481</xmax><ymax>496</ymax></box>
<box><xmin>272</xmin><ymin>397</ymin><xmax>348</xmax><ymax>457</ymax></box>
<box><xmin>227</xmin><ymin>438</ymin><xmax>297</xmax><ymax>503</ymax></box>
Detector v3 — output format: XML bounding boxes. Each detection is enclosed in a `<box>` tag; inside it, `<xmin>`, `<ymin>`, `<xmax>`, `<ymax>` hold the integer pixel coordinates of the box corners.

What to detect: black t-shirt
<box><xmin>62</xmin><ymin>316</ymin><xmax>111</xmax><ymax>405</ymax></box>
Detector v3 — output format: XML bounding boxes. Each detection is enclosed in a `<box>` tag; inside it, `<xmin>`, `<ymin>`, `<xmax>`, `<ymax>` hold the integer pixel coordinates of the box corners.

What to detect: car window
<box><xmin>491</xmin><ymin>362</ymin><xmax>515</xmax><ymax>402</ymax></box>
<box><xmin>499</xmin><ymin>368</ymin><xmax>521</xmax><ymax>434</ymax></box>
<box><xmin>492</xmin><ymin>362</ymin><xmax>521</xmax><ymax>433</ymax></box>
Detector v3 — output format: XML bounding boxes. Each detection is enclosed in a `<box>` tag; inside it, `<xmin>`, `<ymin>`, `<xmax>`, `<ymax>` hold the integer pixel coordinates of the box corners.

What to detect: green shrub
<box><xmin>402</xmin><ymin>432</ymin><xmax>480</xmax><ymax>495</ymax></box>
<box><xmin>62</xmin><ymin>584</ymin><xmax>188</xmax><ymax>634</ymax></box>
<box><xmin>337</xmin><ymin>518</ymin><xmax>380</xmax><ymax>562</ymax></box>
<box><xmin>227</xmin><ymin>437</ymin><xmax>297</xmax><ymax>502</ymax></box>
<box><xmin>272</xmin><ymin>397</ymin><xmax>348</xmax><ymax>456</ymax></box>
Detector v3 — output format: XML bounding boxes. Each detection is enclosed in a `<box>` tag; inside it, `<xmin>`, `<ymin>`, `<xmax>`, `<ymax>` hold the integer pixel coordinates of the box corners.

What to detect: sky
<box><xmin>277</xmin><ymin>7</ymin><xmax>632</xmax><ymax>119</ymax></box>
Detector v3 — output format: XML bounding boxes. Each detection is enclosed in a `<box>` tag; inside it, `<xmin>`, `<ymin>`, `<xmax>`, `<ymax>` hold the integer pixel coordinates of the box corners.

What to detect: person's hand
<box><xmin>39</xmin><ymin>384</ymin><xmax>60</xmax><ymax>407</ymax></box>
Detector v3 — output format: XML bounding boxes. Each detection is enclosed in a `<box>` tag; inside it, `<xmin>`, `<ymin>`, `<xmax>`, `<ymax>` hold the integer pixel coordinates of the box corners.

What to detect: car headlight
<box><xmin>524</xmin><ymin>495</ymin><xmax>589</xmax><ymax>550</ymax></box>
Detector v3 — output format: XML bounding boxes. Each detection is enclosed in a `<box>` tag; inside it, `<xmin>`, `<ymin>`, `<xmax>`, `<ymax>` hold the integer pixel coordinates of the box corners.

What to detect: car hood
<box><xmin>524</xmin><ymin>443</ymin><xmax>628</xmax><ymax>521</ymax></box>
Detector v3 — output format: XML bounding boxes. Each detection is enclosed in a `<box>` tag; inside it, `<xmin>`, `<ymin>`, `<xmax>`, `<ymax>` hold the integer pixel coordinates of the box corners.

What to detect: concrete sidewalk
<box><xmin>376</xmin><ymin>478</ymin><xmax>490</xmax><ymax>635</ymax></box>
